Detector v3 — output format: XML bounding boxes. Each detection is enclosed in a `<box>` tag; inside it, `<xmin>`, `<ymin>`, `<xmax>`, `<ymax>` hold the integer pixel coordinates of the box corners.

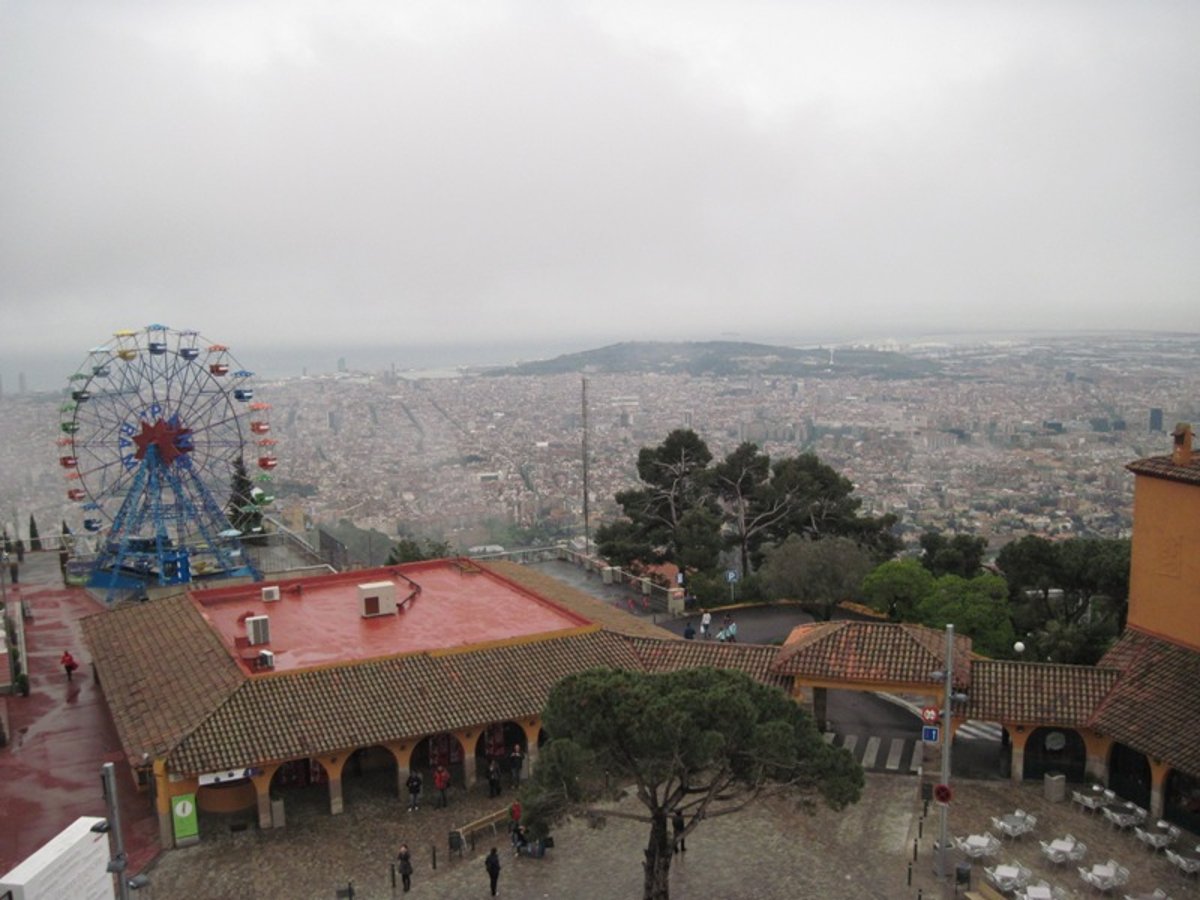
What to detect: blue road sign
<box><xmin>922</xmin><ymin>725</ymin><xmax>940</xmax><ymax>743</ymax></box>
<box><xmin>726</xmin><ymin>569</ymin><xmax>739</xmax><ymax>583</ymax></box>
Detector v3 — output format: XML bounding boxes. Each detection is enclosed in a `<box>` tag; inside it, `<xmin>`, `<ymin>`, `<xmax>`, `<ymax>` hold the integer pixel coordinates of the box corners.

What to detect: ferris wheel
<box><xmin>58</xmin><ymin>325</ymin><xmax>275</xmax><ymax>598</ymax></box>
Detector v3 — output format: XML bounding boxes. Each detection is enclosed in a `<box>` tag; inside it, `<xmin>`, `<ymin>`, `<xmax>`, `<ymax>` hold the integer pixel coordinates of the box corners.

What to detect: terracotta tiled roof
<box><xmin>163</xmin><ymin>624</ymin><xmax>804</xmax><ymax>775</ymax></box>
<box><xmin>481</xmin><ymin>560</ymin><xmax>679</xmax><ymax>640</ymax></box>
<box><xmin>968</xmin><ymin>660</ymin><xmax>1118</xmax><ymax>726</ymax></box>
<box><xmin>1090</xmin><ymin>630</ymin><xmax>1200</xmax><ymax>779</ymax></box>
<box><xmin>626</xmin><ymin>639</ymin><xmax>791</xmax><ymax>690</ymax></box>
<box><xmin>771</xmin><ymin>622</ymin><xmax>973</xmax><ymax>689</ymax></box>
<box><xmin>1126</xmin><ymin>454</ymin><xmax>1200</xmax><ymax>487</ymax></box>
<box><xmin>81</xmin><ymin>596</ymin><xmax>244</xmax><ymax>766</ymax></box>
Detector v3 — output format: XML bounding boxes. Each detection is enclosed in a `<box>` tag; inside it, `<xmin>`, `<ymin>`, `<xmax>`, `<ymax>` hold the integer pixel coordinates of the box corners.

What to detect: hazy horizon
<box><xmin>3</xmin><ymin>2</ymin><xmax>1198</xmax><ymax>376</ymax></box>
<box><xmin>3</xmin><ymin>327</ymin><xmax>1196</xmax><ymax>394</ymax></box>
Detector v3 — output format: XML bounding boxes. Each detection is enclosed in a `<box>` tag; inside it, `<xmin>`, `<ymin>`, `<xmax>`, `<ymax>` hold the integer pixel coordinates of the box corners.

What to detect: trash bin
<box><xmin>1044</xmin><ymin>771</ymin><xmax>1066</xmax><ymax>802</ymax></box>
<box><xmin>955</xmin><ymin>862</ymin><xmax>972</xmax><ymax>888</ymax></box>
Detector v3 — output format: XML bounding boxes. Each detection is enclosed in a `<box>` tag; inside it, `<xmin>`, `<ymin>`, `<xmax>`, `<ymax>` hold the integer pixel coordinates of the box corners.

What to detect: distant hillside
<box><xmin>484</xmin><ymin>341</ymin><xmax>939</xmax><ymax>378</ymax></box>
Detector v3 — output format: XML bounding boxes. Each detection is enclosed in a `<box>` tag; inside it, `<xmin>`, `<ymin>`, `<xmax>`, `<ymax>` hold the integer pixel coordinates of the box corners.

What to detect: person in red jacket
<box><xmin>61</xmin><ymin>650</ymin><xmax>79</xmax><ymax>680</ymax></box>
<box><xmin>433</xmin><ymin>764</ymin><xmax>451</xmax><ymax>808</ymax></box>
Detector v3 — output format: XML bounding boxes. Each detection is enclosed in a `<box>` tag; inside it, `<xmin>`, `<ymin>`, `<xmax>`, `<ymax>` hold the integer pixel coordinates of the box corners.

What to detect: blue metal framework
<box><xmin>59</xmin><ymin>325</ymin><xmax>269</xmax><ymax>600</ymax></box>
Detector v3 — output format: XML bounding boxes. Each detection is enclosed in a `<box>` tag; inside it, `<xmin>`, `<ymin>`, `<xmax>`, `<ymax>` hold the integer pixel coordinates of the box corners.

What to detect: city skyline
<box><xmin>2</xmin><ymin>2</ymin><xmax>1198</xmax><ymax>371</ymax></box>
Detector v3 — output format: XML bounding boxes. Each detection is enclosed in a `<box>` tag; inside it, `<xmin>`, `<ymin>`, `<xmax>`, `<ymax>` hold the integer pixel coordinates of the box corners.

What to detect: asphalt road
<box><xmin>530</xmin><ymin>560</ymin><xmax>1004</xmax><ymax>779</ymax></box>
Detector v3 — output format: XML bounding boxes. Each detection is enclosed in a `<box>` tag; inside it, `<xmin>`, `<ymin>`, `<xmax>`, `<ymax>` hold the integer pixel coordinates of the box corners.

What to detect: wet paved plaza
<box><xmin>138</xmin><ymin>771</ymin><xmax>1197</xmax><ymax>899</ymax></box>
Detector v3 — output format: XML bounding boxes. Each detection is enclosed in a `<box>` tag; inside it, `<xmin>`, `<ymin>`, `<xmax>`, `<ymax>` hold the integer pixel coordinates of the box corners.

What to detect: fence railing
<box><xmin>467</xmin><ymin>545</ymin><xmax>678</xmax><ymax>615</ymax></box>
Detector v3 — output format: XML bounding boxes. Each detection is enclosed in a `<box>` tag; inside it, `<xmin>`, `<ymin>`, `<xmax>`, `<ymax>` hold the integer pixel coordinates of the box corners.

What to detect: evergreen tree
<box><xmin>28</xmin><ymin>515</ymin><xmax>41</xmax><ymax>551</ymax></box>
<box><xmin>521</xmin><ymin>667</ymin><xmax>862</xmax><ymax>900</ymax></box>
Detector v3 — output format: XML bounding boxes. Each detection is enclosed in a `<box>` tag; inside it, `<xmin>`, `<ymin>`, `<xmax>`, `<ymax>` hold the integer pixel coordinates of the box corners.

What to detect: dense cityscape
<box><xmin>2</xmin><ymin>332</ymin><xmax>1196</xmax><ymax>559</ymax></box>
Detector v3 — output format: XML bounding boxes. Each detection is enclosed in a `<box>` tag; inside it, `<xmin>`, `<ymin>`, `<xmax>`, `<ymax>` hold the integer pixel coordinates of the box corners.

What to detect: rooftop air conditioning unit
<box><xmin>257</xmin><ymin>649</ymin><xmax>275</xmax><ymax>670</ymax></box>
<box><xmin>262</xmin><ymin>586</ymin><xmax>281</xmax><ymax>602</ymax></box>
<box><xmin>246</xmin><ymin>615</ymin><xmax>271</xmax><ymax>646</ymax></box>
<box><xmin>358</xmin><ymin>581</ymin><xmax>397</xmax><ymax>618</ymax></box>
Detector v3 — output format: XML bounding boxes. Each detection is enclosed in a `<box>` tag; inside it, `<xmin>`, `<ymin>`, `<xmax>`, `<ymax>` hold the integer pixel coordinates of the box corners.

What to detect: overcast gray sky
<box><xmin>2</xmin><ymin>1</ymin><xmax>1197</xmax><ymax>381</ymax></box>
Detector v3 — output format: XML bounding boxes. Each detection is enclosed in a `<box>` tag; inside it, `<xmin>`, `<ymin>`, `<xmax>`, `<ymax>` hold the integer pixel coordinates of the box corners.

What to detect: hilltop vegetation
<box><xmin>486</xmin><ymin>341</ymin><xmax>939</xmax><ymax>378</ymax></box>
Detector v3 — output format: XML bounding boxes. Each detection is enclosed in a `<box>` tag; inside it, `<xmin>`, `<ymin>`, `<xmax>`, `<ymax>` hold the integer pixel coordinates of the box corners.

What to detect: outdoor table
<box><xmin>1025</xmin><ymin>886</ymin><xmax>1052</xmax><ymax>900</ymax></box>
<box><xmin>995</xmin><ymin>864</ymin><xmax>1020</xmax><ymax>880</ymax></box>
<box><xmin>1049</xmin><ymin>838</ymin><xmax>1074</xmax><ymax>854</ymax></box>
<box><xmin>966</xmin><ymin>835</ymin><xmax>990</xmax><ymax>850</ymax></box>
<box><xmin>1092</xmin><ymin>863</ymin><xmax>1115</xmax><ymax>879</ymax></box>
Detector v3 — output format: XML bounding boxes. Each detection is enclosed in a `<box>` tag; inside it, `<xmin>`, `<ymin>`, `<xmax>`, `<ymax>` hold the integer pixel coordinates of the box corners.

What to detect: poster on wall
<box><xmin>172</xmin><ymin>794</ymin><xmax>199</xmax><ymax>846</ymax></box>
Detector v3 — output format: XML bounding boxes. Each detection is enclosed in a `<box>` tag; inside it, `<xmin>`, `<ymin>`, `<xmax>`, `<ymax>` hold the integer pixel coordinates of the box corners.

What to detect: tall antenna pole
<box><xmin>581</xmin><ymin>376</ymin><xmax>590</xmax><ymax>555</ymax></box>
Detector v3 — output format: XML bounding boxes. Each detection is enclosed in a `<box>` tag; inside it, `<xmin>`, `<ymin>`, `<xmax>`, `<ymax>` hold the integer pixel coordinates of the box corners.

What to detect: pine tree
<box><xmin>29</xmin><ymin>514</ymin><xmax>40</xmax><ymax>551</ymax></box>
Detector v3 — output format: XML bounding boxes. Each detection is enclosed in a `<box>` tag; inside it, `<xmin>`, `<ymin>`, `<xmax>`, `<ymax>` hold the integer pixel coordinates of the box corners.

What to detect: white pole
<box><xmin>937</xmin><ymin>623</ymin><xmax>955</xmax><ymax>882</ymax></box>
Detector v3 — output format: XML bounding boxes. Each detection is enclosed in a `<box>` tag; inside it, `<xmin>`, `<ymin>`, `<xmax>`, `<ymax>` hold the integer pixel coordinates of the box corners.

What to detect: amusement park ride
<box><xmin>58</xmin><ymin>325</ymin><xmax>275</xmax><ymax>600</ymax></box>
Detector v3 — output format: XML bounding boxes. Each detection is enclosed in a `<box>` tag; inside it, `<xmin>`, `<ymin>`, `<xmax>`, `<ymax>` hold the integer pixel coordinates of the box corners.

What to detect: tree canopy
<box><xmin>597</xmin><ymin>431</ymin><xmax>897</xmax><ymax>592</ymax></box>
<box><xmin>385</xmin><ymin>537</ymin><xmax>454</xmax><ymax>565</ymax></box>
<box><xmin>521</xmin><ymin>667</ymin><xmax>862</xmax><ymax>900</ymax></box>
<box><xmin>760</xmin><ymin>535</ymin><xmax>875</xmax><ymax>621</ymax></box>
<box><xmin>996</xmin><ymin>535</ymin><xmax>1129</xmax><ymax>663</ymax></box>
<box><xmin>918</xmin><ymin>530</ymin><xmax>987</xmax><ymax>578</ymax></box>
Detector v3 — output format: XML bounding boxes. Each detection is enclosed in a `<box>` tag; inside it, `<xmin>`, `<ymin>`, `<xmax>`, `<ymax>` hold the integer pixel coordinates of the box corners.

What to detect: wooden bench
<box><xmin>963</xmin><ymin>885</ymin><xmax>1006</xmax><ymax>900</ymax></box>
<box><xmin>448</xmin><ymin>808</ymin><xmax>510</xmax><ymax>857</ymax></box>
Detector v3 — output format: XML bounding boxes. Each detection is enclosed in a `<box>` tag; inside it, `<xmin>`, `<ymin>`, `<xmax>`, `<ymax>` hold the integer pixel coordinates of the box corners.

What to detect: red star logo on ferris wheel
<box><xmin>132</xmin><ymin>417</ymin><xmax>194</xmax><ymax>466</ymax></box>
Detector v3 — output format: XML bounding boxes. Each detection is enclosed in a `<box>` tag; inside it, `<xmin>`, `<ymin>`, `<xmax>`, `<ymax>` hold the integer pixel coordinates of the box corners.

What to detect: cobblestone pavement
<box><xmin>142</xmin><ymin>773</ymin><xmax>1198</xmax><ymax>900</ymax></box>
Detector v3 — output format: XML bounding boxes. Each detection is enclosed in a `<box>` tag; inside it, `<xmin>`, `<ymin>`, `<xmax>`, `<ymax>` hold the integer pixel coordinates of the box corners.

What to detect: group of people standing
<box><xmin>404</xmin><ymin>743</ymin><xmax>525</xmax><ymax>812</ymax></box>
<box><xmin>396</xmin><ymin>742</ymin><xmax>526</xmax><ymax>893</ymax></box>
<box><xmin>488</xmin><ymin>743</ymin><xmax>524</xmax><ymax>796</ymax></box>
<box><xmin>683</xmin><ymin>611</ymin><xmax>737</xmax><ymax>642</ymax></box>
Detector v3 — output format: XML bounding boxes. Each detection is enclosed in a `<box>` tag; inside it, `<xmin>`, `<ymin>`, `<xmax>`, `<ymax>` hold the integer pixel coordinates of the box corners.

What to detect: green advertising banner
<box><xmin>172</xmin><ymin>793</ymin><xmax>199</xmax><ymax>843</ymax></box>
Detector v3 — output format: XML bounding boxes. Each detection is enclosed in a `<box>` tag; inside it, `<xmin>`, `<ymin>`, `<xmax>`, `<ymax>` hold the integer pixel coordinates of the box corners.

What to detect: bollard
<box><xmin>907</xmin><ymin>862</ymin><xmax>912</xmax><ymax>886</ymax></box>
<box><xmin>390</xmin><ymin>862</ymin><xmax>396</xmax><ymax>889</ymax></box>
<box><xmin>917</xmin><ymin>890</ymin><xmax>922</xmax><ymax>900</ymax></box>
<box><xmin>918</xmin><ymin>818</ymin><xmax>923</xmax><ymax>839</ymax></box>
<box><xmin>913</xmin><ymin>839</ymin><xmax>918</xmax><ymax>862</ymax></box>
<box><xmin>431</xmin><ymin>845</ymin><xmax>438</xmax><ymax>871</ymax></box>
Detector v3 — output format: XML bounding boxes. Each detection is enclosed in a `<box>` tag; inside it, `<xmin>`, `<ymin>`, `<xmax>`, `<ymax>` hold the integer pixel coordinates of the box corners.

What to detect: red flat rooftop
<box><xmin>191</xmin><ymin>559</ymin><xmax>592</xmax><ymax>673</ymax></box>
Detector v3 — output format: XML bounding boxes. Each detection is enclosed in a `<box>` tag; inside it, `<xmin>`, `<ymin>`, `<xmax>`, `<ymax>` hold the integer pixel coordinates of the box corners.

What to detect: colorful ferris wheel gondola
<box><xmin>57</xmin><ymin>325</ymin><xmax>269</xmax><ymax>600</ymax></box>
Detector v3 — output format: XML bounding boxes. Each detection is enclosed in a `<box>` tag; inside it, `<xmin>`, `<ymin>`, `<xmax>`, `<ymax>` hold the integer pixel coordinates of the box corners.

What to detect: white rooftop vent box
<box><xmin>262</xmin><ymin>585</ymin><xmax>281</xmax><ymax>602</ymax></box>
<box><xmin>246</xmin><ymin>614</ymin><xmax>271</xmax><ymax>646</ymax></box>
<box><xmin>257</xmin><ymin>649</ymin><xmax>275</xmax><ymax>670</ymax></box>
<box><xmin>358</xmin><ymin>581</ymin><xmax>397</xmax><ymax>618</ymax></box>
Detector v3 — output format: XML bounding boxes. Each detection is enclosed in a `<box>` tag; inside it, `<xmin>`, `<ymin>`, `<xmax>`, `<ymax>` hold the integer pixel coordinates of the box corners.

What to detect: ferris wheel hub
<box><xmin>132</xmin><ymin>417</ymin><xmax>194</xmax><ymax>466</ymax></box>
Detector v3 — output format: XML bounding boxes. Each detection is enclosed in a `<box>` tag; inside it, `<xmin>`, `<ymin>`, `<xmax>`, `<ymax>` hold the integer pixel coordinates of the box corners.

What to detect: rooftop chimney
<box><xmin>1172</xmin><ymin>422</ymin><xmax>1194</xmax><ymax>466</ymax></box>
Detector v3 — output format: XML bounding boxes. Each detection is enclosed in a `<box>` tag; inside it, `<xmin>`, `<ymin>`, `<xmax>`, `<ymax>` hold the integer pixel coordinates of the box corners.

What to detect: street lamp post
<box><xmin>102</xmin><ymin>761</ymin><xmax>133</xmax><ymax>900</ymax></box>
<box><xmin>936</xmin><ymin>623</ymin><xmax>955</xmax><ymax>882</ymax></box>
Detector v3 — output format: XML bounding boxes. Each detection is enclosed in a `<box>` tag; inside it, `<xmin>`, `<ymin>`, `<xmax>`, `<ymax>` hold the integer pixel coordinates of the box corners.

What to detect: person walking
<box><xmin>672</xmin><ymin>808</ymin><xmax>687</xmax><ymax>853</ymax></box>
<box><xmin>700</xmin><ymin>610</ymin><xmax>712</xmax><ymax>639</ymax></box>
<box><xmin>405</xmin><ymin>770</ymin><xmax>422</xmax><ymax>811</ymax></box>
<box><xmin>508</xmin><ymin>743</ymin><xmax>524</xmax><ymax>787</ymax></box>
<box><xmin>60</xmin><ymin>650</ymin><xmax>79</xmax><ymax>680</ymax></box>
<box><xmin>396</xmin><ymin>843</ymin><xmax>413</xmax><ymax>892</ymax></box>
<box><xmin>484</xmin><ymin>847</ymin><xmax>502</xmax><ymax>896</ymax></box>
<box><xmin>433</xmin><ymin>763</ymin><xmax>451</xmax><ymax>808</ymax></box>
<box><xmin>487</xmin><ymin>758</ymin><xmax>503</xmax><ymax>797</ymax></box>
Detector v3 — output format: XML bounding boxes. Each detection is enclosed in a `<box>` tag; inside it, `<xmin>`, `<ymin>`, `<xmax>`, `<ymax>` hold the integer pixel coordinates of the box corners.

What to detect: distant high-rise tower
<box><xmin>682</xmin><ymin>410</ymin><xmax>693</xmax><ymax>429</ymax></box>
<box><xmin>17</xmin><ymin>372</ymin><xmax>26</xmax><ymax>394</ymax></box>
<box><xmin>1150</xmin><ymin>407</ymin><xmax>1164</xmax><ymax>433</ymax></box>
<box><xmin>337</xmin><ymin>357</ymin><xmax>347</xmax><ymax>373</ymax></box>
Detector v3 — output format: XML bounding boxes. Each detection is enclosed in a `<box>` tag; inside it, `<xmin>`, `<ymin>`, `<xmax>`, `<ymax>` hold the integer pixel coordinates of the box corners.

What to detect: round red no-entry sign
<box><xmin>921</xmin><ymin>706</ymin><xmax>941</xmax><ymax>725</ymax></box>
<box><xmin>934</xmin><ymin>783</ymin><xmax>953</xmax><ymax>804</ymax></box>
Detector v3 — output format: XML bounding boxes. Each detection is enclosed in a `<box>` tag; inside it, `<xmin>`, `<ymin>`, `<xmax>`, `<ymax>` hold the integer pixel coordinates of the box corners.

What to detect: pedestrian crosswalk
<box><xmin>823</xmin><ymin>720</ymin><xmax>1003</xmax><ymax>774</ymax></box>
